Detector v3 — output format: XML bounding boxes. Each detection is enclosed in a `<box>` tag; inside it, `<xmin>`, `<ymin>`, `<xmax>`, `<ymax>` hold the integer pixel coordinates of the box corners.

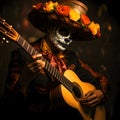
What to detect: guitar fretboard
<box><xmin>16</xmin><ymin>35</ymin><xmax>73</xmax><ymax>93</ymax></box>
<box><xmin>17</xmin><ymin>35</ymin><xmax>39</xmax><ymax>56</ymax></box>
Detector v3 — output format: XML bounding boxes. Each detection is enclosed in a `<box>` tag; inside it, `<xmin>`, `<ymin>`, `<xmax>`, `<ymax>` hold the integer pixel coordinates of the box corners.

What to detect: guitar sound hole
<box><xmin>72</xmin><ymin>85</ymin><xmax>81</xmax><ymax>98</ymax></box>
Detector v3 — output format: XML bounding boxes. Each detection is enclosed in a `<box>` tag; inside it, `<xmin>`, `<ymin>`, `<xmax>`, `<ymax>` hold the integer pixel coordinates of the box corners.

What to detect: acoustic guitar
<box><xmin>0</xmin><ymin>17</ymin><xmax>106</xmax><ymax>120</ymax></box>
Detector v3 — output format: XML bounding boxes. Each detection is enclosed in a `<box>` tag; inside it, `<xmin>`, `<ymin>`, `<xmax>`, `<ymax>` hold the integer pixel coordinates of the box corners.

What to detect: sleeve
<box><xmin>5</xmin><ymin>49</ymin><xmax>26</xmax><ymax>91</ymax></box>
<box><xmin>67</xmin><ymin>51</ymin><xmax>102</xmax><ymax>90</ymax></box>
<box><xmin>3</xmin><ymin>48</ymin><xmax>30</xmax><ymax>101</ymax></box>
<box><xmin>79</xmin><ymin>59</ymin><xmax>110</xmax><ymax>99</ymax></box>
<box><xmin>66</xmin><ymin>51</ymin><xmax>109</xmax><ymax>95</ymax></box>
<box><xmin>1</xmin><ymin>48</ymin><xmax>27</xmax><ymax>113</ymax></box>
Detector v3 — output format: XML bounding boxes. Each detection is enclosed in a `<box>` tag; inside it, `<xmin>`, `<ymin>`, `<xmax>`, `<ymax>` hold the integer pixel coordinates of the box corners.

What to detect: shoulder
<box><xmin>64</xmin><ymin>50</ymin><xmax>78</xmax><ymax>58</ymax></box>
<box><xmin>31</xmin><ymin>37</ymin><xmax>43</xmax><ymax>46</ymax></box>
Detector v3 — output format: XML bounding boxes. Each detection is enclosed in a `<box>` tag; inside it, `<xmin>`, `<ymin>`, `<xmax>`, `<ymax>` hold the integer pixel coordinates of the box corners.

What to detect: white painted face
<box><xmin>49</xmin><ymin>27</ymin><xmax>72</xmax><ymax>51</ymax></box>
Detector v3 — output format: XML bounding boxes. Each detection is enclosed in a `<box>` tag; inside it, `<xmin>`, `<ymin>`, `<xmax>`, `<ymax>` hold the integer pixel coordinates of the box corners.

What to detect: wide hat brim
<box><xmin>28</xmin><ymin>0</ymin><xmax>101</xmax><ymax>41</ymax></box>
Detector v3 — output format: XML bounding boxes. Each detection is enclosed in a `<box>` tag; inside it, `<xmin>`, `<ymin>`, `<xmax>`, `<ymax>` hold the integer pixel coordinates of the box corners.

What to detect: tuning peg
<box><xmin>2</xmin><ymin>19</ymin><xmax>5</xmax><ymax>24</ymax></box>
<box><xmin>0</xmin><ymin>37</ymin><xmax>9</xmax><ymax>46</ymax></box>
<box><xmin>3</xmin><ymin>37</ymin><xmax>9</xmax><ymax>43</ymax></box>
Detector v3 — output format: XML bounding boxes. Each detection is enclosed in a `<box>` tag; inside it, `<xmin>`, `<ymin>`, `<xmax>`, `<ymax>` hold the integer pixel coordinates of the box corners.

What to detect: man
<box><xmin>1</xmin><ymin>0</ymin><xmax>109</xmax><ymax>120</ymax></box>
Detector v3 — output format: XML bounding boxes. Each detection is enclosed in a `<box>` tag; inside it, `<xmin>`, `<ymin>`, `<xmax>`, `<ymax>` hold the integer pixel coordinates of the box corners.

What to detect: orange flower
<box><xmin>56</xmin><ymin>5</ymin><xmax>70</xmax><ymax>16</ymax></box>
<box><xmin>81</xmin><ymin>14</ymin><xmax>91</xmax><ymax>25</ymax></box>
<box><xmin>96</xmin><ymin>31</ymin><xmax>101</xmax><ymax>37</ymax></box>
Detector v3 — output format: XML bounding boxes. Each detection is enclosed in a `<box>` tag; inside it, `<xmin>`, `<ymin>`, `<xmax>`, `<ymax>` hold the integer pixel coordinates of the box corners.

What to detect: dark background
<box><xmin>0</xmin><ymin>0</ymin><xmax>119</xmax><ymax>119</ymax></box>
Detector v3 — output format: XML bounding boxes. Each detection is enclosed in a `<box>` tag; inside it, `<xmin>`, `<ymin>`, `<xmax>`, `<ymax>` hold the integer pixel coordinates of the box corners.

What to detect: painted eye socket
<box><xmin>58</xmin><ymin>27</ymin><xmax>70</xmax><ymax>37</ymax></box>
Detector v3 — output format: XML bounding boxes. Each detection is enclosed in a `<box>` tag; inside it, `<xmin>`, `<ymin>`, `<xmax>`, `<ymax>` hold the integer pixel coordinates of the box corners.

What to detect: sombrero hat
<box><xmin>28</xmin><ymin>0</ymin><xmax>101</xmax><ymax>41</ymax></box>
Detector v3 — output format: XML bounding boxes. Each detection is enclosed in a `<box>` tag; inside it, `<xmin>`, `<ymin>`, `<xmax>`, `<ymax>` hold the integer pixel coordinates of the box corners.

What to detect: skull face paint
<box><xmin>49</xmin><ymin>27</ymin><xmax>72</xmax><ymax>51</ymax></box>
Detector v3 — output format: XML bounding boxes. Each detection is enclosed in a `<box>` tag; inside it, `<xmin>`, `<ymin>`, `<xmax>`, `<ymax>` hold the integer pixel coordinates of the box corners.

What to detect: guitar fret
<box><xmin>53</xmin><ymin>68</ymin><xmax>57</xmax><ymax>78</ymax></box>
<box><xmin>49</xmin><ymin>64</ymin><xmax>54</xmax><ymax>74</ymax></box>
<box><xmin>22</xmin><ymin>39</ymin><xmax>25</xmax><ymax>46</ymax></box>
<box><xmin>27</xmin><ymin>45</ymin><xmax>33</xmax><ymax>55</ymax></box>
<box><xmin>26</xmin><ymin>43</ymin><xmax>30</xmax><ymax>51</ymax></box>
<box><xmin>56</xmin><ymin>70</ymin><xmax>60</xmax><ymax>80</ymax></box>
<box><xmin>23</xmin><ymin>41</ymin><xmax>30</xmax><ymax>52</ymax></box>
<box><xmin>52</xmin><ymin>67</ymin><xmax>59</xmax><ymax>79</ymax></box>
<box><xmin>31</xmin><ymin>49</ymin><xmax>37</xmax><ymax>56</ymax></box>
<box><xmin>30</xmin><ymin>48</ymin><xmax>33</xmax><ymax>55</ymax></box>
<box><xmin>60</xmin><ymin>76</ymin><xmax>66</xmax><ymax>86</ymax></box>
<box><xmin>46</xmin><ymin>61</ymin><xmax>51</xmax><ymax>73</ymax></box>
<box><xmin>54</xmin><ymin>69</ymin><xmax>57</xmax><ymax>78</ymax></box>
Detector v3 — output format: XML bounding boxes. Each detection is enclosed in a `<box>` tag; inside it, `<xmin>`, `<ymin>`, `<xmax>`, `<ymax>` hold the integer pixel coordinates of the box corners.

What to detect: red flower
<box><xmin>81</xmin><ymin>14</ymin><xmax>90</xmax><ymax>25</ymax></box>
<box><xmin>96</xmin><ymin>31</ymin><xmax>101</xmax><ymax>37</ymax></box>
<box><xmin>56</xmin><ymin>5</ymin><xmax>70</xmax><ymax>16</ymax></box>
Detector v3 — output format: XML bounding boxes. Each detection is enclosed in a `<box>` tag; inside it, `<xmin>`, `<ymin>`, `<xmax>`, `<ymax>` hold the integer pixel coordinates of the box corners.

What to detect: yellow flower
<box><xmin>54</xmin><ymin>2</ymin><xmax>58</xmax><ymax>8</ymax></box>
<box><xmin>69</xmin><ymin>9</ymin><xmax>80</xmax><ymax>21</ymax></box>
<box><xmin>88</xmin><ymin>21</ymin><xmax>100</xmax><ymax>35</ymax></box>
<box><xmin>43</xmin><ymin>1</ymin><xmax>58</xmax><ymax>12</ymax></box>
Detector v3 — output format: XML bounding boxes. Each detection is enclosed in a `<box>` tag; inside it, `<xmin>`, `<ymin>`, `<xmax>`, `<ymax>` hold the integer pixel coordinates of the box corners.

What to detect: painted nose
<box><xmin>64</xmin><ymin>38</ymin><xmax>71</xmax><ymax>43</ymax></box>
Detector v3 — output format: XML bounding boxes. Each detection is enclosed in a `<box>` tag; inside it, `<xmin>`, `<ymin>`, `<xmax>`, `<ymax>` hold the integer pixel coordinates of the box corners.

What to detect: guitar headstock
<box><xmin>0</xmin><ymin>17</ymin><xmax>19</xmax><ymax>46</ymax></box>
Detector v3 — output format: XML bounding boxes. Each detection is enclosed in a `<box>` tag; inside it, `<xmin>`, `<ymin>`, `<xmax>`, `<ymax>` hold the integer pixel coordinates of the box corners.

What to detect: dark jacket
<box><xmin>1</xmin><ymin>39</ymin><xmax>109</xmax><ymax>119</ymax></box>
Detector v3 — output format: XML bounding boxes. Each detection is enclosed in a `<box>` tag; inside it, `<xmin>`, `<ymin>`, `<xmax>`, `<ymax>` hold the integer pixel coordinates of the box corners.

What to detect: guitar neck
<box><xmin>17</xmin><ymin>35</ymin><xmax>39</xmax><ymax>56</ymax></box>
<box><xmin>16</xmin><ymin>35</ymin><xmax>73</xmax><ymax>93</ymax></box>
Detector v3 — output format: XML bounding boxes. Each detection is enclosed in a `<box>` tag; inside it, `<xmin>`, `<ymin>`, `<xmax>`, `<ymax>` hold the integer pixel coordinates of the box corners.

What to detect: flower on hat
<box><xmin>69</xmin><ymin>9</ymin><xmax>80</xmax><ymax>21</ymax></box>
<box><xmin>33</xmin><ymin>1</ymin><xmax>101</xmax><ymax>38</ymax></box>
<box><xmin>43</xmin><ymin>1</ymin><xmax>58</xmax><ymax>12</ymax></box>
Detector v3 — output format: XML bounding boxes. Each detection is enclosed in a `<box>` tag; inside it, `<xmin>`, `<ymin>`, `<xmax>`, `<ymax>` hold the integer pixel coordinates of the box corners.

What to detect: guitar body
<box><xmin>50</xmin><ymin>69</ymin><xmax>106</xmax><ymax>120</ymax></box>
